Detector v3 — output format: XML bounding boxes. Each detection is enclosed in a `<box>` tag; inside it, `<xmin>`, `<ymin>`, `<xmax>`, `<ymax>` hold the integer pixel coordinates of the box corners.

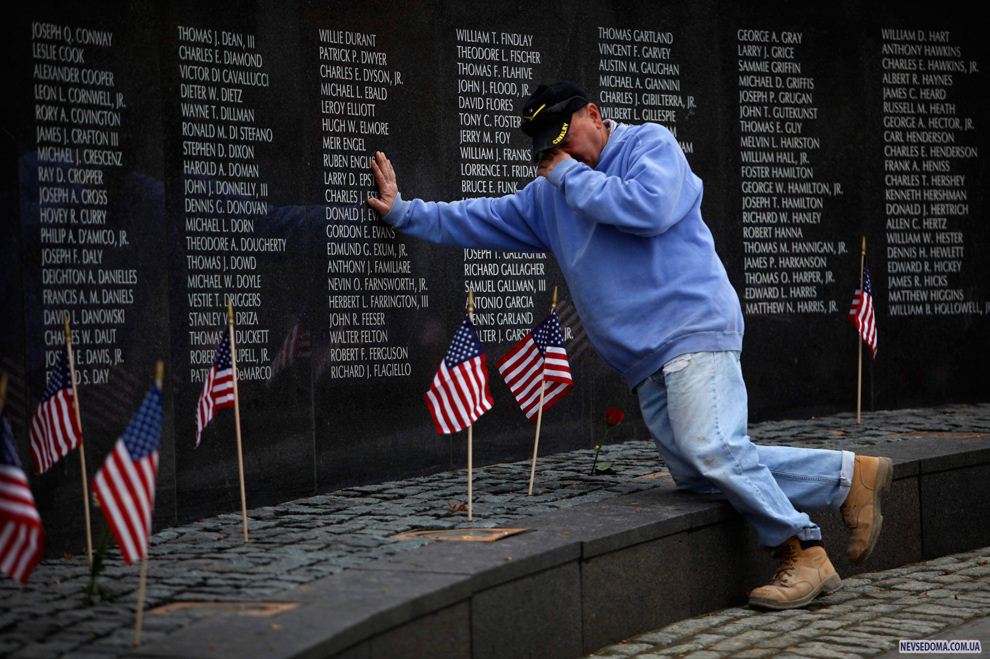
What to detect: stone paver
<box><xmin>592</xmin><ymin>545</ymin><xmax>990</xmax><ymax>657</ymax></box>
<box><xmin>1</xmin><ymin>403</ymin><xmax>988</xmax><ymax>657</ymax></box>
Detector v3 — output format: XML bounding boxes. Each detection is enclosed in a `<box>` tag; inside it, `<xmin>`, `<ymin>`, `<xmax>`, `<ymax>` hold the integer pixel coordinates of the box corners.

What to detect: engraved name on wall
<box><xmin>31</xmin><ymin>22</ymin><xmax>133</xmax><ymax>386</ymax></box>
<box><xmin>175</xmin><ymin>25</ymin><xmax>281</xmax><ymax>384</ymax></box>
<box><xmin>455</xmin><ymin>28</ymin><xmax>550</xmax><ymax>345</ymax></box>
<box><xmin>880</xmin><ymin>28</ymin><xmax>986</xmax><ymax>317</ymax></box>
<box><xmin>735</xmin><ymin>28</ymin><xmax>848</xmax><ymax>316</ymax></box>
<box><xmin>317</xmin><ymin>29</ymin><xmax>423</xmax><ymax>382</ymax></box>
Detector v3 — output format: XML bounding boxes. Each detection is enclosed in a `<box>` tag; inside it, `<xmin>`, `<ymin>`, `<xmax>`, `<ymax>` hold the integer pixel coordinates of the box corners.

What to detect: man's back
<box><xmin>385</xmin><ymin>120</ymin><xmax>743</xmax><ymax>387</ymax></box>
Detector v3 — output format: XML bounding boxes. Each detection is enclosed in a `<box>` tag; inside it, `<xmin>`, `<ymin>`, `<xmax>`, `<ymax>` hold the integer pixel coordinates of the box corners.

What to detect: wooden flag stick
<box><xmin>466</xmin><ymin>289</ymin><xmax>475</xmax><ymax>522</ymax></box>
<box><xmin>856</xmin><ymin>237</ymin><xmax>866</xmax><ymax>425</ymax></box>
<box><xmin>467</xmin><ymin>424</ymin><xmax>473</xmax><ymax>522</ymax></box>
<box><xmin>528</xmin><ymin>389</ymin><xmax>546</xmax><ymax>496</ymax></box>
<box><xmin>133</xmin><ymin>554</ymin><xmax>149</xmax><ymax>646</ymax></box>
<box><xmin>528</xmin><ymin>287</ymin><xmax>558</xmax><ymax>496</ymax></box>
<box><xmin>228</xmin><ymin>302</ymin><xmax>249</xmax><ymax>543</ymax></box>
<box><xmin>64</xmin><ymin>314</ymin><xmax>94</xmax><ymax>566</ymax></box>
<box><xmin>134</xmin><ymin>361</ymin><xmax>163</xmax><ymax>648</ymax></box>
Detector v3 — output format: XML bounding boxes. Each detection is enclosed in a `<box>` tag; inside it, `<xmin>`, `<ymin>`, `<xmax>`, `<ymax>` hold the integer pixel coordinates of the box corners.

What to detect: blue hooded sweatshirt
<box><xmin>384</xmin><ymin>121</ymin><xmax>744</xmax><ymax>388</ymax></box>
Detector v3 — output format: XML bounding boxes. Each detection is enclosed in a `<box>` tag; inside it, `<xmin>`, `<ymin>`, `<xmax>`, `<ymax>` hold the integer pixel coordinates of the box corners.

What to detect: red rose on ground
<box><xmin>593</xmin><ymin>407</ymin><xmax>626</xmax><ymax>474</ymax></box>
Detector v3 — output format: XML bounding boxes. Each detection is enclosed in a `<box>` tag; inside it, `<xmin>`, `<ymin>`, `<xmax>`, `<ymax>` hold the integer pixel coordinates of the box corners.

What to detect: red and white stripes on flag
<box><xmin>424</xmin><ymin>318</ymin><xmax>494</xmax><ymax>434</ymax></box>
<box><xmin>195</xmin><ymin>331</ymin><xmax>235</xmax><ymax>447</ymax></box>
<box><xmin>0</xmin><ymin>415</ymin><xmax>44</xmax><ymax>583</ymax></box>
<box><xmin>849</xmin><ymin>264</ymin><xmax>878</xmax><ymax>358</ymax></box>
<box><xmin>29</xmin><ymin>349</ymin><xmax>83</xmax><ymax>474</ymax></box>
<box><xmin>93</xmin><ymin>383</ymin><xmax>162</xmax><ymax>565</ymax></box>
<box><xmin>497</xmin><ymin>310</ymin><xmax>573</xmax><ymax>420</ymax></box>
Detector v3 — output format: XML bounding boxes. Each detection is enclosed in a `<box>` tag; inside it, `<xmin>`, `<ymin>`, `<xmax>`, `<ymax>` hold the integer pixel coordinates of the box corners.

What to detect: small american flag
<box><xmin>0</xmin><ymin>413</ymin><xmax>44</xmax><ymax>583</ymax></box>
<box><xmin>424</xmin><ymin>318</ymin><xmax>494</xmax><ymax>434</ymax></box>
<box><xmin>195</xmin><ymin>331</ymin><xmax>235</xmax><ymax>447</ymax></box>
<box><xmin>29</xmin><ymin>349</ymin><xmax>83</xmax><ymax>474</ymax></box>
<box><xmin>93</xmin><ymin>382</ymin><xmax>162</xmax><ymax>565</ymax></box>
<box><xmin>849</xmin><ymin>265</ymin><xmax>878</xmax><ymax>358</ymax></box>
<box><xmin>497</xmin><ymin>310</ymin><xmax>573</xmax><ymax>420</ymax></box>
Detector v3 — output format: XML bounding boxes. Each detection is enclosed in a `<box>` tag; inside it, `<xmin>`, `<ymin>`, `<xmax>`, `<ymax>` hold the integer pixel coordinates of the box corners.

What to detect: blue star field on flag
<box><xmin>122</xmin><ymin>386</ymin><xmax>163</xmax><ymax>460</ymax></box>
<box><xmin>42</xmin><ymin>351</ymin><xmax>72</xmax><ymax>400</ymax></box>
<box><xmin>497</xmin><ymin>310</ymin><xmax>573</xmax><ymax>420</ymax></box>
<box><xmin>213</xmin><ymin>332</ymin><xmax>232</xmax><ymax>370</ymax></box>
<box><xmin>444</xmin><ymin>319</ymin><xmax>484</xmax><ymax>368</ymax></box>
<box><xmin>532</xmin><ymin>312</ymin><xmax>566</xmax><ymax>355</ymax></box>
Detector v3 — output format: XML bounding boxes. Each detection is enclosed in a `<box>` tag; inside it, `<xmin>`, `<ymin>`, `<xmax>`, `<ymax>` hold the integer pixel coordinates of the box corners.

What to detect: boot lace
<box><xmin>770</xmin><ymin>543</ymin><xmax>799</xmax><ymax>585</ymax></box>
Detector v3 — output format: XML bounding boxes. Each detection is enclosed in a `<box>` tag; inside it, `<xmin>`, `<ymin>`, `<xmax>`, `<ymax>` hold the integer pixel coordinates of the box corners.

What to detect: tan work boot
<box><xmin>841</xmin><ymin>455</ymin><xmax>893</xmax><ymax>564</ymax></box>
<box><xmin>748</xmin><ymin>537</ymin><xmax>842</xmax><ymax>610</ymax></box>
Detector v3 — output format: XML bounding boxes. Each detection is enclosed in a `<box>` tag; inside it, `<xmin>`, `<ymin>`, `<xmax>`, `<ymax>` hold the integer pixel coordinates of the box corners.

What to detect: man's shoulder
<box><xmin>607</xmin><ymin>121</ymin><xmax>691</xmax><ymax>172</ymax></box>
<box><xmin>619</xmin><ymin>120</ymin><xmax>675</xmax><ymax>142</ymax></box>
<box><xmin>606</xmin><ymin>122</ymin><xmax>677</xmax><ymax>159</ymax></box>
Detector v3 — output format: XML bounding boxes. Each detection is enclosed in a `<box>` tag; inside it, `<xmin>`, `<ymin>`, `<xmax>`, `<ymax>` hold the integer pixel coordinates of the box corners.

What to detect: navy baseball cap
<box><xmin>519</xmin><ymin>82</ymin><xmax>589</xmax><ymax>162</ymax></box>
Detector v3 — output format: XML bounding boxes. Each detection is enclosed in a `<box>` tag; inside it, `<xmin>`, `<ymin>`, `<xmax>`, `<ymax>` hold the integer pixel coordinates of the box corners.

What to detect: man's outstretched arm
<box><xmin>365</xmin><ymin>151</ymin><xmax>549</xmax><ymax>253</ymax></box>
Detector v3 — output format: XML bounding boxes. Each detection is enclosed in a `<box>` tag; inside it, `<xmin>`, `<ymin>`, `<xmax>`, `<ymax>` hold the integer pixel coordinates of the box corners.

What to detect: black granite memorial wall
<box><xmin>5</xmin><ymin>0</ymin><xmax>988</xmax><ymax>555</ymax></box>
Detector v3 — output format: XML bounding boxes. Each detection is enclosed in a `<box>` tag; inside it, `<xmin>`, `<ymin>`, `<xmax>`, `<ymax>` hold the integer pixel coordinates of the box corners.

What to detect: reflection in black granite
<box><xmin>7</xmin><ymin>1</ymin><xmax>988</xmax><ymax>557</ymax></box>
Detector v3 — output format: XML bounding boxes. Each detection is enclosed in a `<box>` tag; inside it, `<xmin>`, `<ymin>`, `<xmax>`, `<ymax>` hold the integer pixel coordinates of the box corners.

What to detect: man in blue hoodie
<box><xmin>367</xmin><ymin>81</ymin><xmax>892</xmax><ymax>610</ymax></box>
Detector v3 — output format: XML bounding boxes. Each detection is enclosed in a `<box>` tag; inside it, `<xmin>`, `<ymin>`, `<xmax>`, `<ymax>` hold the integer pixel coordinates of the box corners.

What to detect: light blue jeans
<box><xmin>636</xmin><ymin>350</ymin><xmax>855</xmax><ymax>548</ymax></box>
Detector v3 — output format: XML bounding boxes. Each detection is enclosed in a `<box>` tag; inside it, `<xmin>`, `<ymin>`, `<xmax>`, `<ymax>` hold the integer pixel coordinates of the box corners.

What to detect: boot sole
<box><xmin>850</xmin><ymin>457</ymin><xmax>893</xmax><ymax>565</ymax></box>
<box><xmin>748</xmin><ymin>574</ymin><xmax>843</xmax><ymax>611</ymax></box>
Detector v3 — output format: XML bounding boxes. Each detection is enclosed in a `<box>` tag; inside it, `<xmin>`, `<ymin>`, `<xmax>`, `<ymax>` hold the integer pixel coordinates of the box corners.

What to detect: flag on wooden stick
<box><xmin>849</xmin><ymin>264</ymin><xmax>878</xmax><ymax>358</ymax></box>
<box><xmin>93</xmin><ymin>381</ymin><xmax>162</xmax><ymax>564</ymax></box>
<box><xmin>0</xmin><ymin>413</ymin><xmax>44</xmax><ymax>583</ymax></box>
<box><xmin>29</xmin><ymin>349</ymin><xmax>83</xmax><ymax>474</ymax></box>
<box><xmin>497</xmin><ymin>310</ymin><xmax>573</xmax><ymax>420</ymax></box>
<box><xmin>425</xmin><ymin>317</ymin><xmax>493</xmax><ymax>434</ymax></box>
<box><xmin>195</xmin><ymin>331</ymin><xmax>235</xmax><ymax>447</ymax></box>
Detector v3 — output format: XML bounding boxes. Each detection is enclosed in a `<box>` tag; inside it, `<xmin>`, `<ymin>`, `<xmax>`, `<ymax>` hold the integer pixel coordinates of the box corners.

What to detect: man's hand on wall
<box><xmin>367</xmin><ymin>151</ymin><xmax>399</xmax><ymax>216</ymax></box>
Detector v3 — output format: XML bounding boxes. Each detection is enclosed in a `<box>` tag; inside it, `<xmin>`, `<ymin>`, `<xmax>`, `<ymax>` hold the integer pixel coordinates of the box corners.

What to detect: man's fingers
<box><xmin>367</xmin><ymin>197</ymin><xmax>387</xmax><ymax>214</ymax></box>
<box><xmin>368</xmin><ymin>151</ymin><xmax>398</xmax><ymax>217</ymax></box>
<box><xmin>376</xmin><ymin>152</ymin><xmax>396</xmax><ymax>182</ymax></box>
<box><xmin>370</xmin><ymin>152</ymin><xmax>385</xmax><ymax>176</ymax></box>
<box><xmin>367</xmin><ymin>189</ymin><xmax>392</xmax><ymax>214</ymax></box>
<box><xmin>372</xmin><ymin>153</ymin><xmax>397</xmax><ymax>185</ymax></box>
<box><xmin>370</xmin><ymin>156</ymin><xmax>386</xmax><ymax>184</ymax></box>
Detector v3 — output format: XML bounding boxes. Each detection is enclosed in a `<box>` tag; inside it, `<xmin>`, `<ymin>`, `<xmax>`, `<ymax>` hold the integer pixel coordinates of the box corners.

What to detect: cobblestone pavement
<box><xmin>1</xmin><ymin>404</ymin><xmax>988</xmax><ymax>657</ymax></box>
<box><xmin>589</xmin><ymin>546</ymin><xmax>990</xmax><ymax>658</ymax></box>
